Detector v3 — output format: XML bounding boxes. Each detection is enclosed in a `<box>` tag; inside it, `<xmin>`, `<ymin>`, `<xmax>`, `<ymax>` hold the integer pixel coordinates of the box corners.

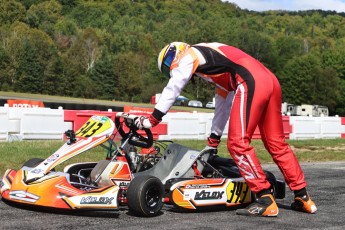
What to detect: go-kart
<box><xmin>0</xmin><ymin>113</ymin><xmax>285</xmax><ymax>217</ymax></box>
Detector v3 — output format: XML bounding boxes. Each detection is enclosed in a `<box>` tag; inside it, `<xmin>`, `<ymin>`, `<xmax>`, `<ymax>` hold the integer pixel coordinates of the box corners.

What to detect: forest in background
<box><xmin>0</xmin><ymin>0</ymin><xmax>345</xmax><ymax>115</ymax></box>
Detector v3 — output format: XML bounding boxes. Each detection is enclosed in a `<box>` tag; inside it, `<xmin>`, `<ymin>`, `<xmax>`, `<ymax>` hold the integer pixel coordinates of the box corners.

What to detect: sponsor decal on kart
<box><xmin>115</xmin><ymin>181</ymin><xmax>130</xmax><ymax>187</ymax></box>
<box><xmin>63</xmin><ymin>186</ymin><xmax>119</xmax><ymax>209</ymax></box>
<box><xmin>185</xmin><ymin>184</ymin><xmax>210</xmax><ymax>189</ymax></box>
<box><xmin>9</xmin><ymin>190</ymin><xmax>40</xmax><ymax>203</ymax></box>
<box><xmin>194</xmin><ymin>190</ymin><xmax>225</xmax><ymax>200</ymax></box>
<box><xmin>80</xmin><ymin>196</ymin><xmax>114</xmax><ymax>205</ymax></box>
<box><xmin>183</xmin><ymin>187</ymin><xmax>228</xmax><ymax>204</ymax></box>
<box><xmin>29</xmin><ymin>168</ymin><xmax>44</xmax><ymax>174</ymax></box>
<box><xmin>189</xmin><ymin>154</ymin><xmax>197</xmax><ymax>160</ymax></box>
<box><xmin>47</xmin><ymin>154</ymin><xmax>59</xmax><ymax>162</ymax></box>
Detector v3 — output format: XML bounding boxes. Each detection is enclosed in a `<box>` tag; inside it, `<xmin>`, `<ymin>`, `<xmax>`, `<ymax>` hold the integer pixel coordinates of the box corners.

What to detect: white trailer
<box><xmin>300</xmin><ymin>104</ymin><xmax>329</xmax><ymax>117</ymax></box>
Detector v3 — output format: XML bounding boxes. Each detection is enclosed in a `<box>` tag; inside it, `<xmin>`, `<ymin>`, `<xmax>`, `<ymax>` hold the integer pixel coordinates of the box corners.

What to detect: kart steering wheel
<box><xmin>115</xmin><ymin>112</ymin><xmax>153</xmax><ymax>148</ymax></box>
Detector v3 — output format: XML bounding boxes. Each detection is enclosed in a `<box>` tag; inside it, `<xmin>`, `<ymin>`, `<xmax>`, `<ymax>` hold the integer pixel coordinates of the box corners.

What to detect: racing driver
<box><xmin>134</xmin><ymin>42</ymin><xmax>317</xmax><ymax>217</ymax></box>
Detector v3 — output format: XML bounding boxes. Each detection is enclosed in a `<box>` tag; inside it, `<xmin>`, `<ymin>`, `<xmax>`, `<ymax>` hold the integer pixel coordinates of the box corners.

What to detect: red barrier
<box><xmin>282</xmin><ymin>116</ymin><xmax>293</xmax><ymax>139</ymax></box>
<box><xmin>341</xmin><ymin>117</ymin><xmax>345</xmax><ymax>138</ymax></box>
<box><xmin>63</xmin><ymin>110</ymin><xmax>293</xmax><ymax>140</ymax></box>
<box><xmin>64</xmin><ymin>110</ymin><xmax>116</xmax><ymax>131</ymax></box>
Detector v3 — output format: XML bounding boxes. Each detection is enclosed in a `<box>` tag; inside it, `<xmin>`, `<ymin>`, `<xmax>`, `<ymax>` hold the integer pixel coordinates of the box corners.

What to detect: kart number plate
<box><xmin>76</xmin><ymin>116</ymin><xmax>112</xmax><ymax>138</ymax></box>
<box><xmin>226</xmin><ymin>181</ymin><xmax>251</xmax><ymax>203</ymax></box>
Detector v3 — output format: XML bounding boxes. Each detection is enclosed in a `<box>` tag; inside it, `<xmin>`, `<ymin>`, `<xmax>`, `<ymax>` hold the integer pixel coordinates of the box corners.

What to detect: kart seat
<box><xmin>89</xmin><ymin>160</ymin><xmax>111</xmax><ymax>186</ymax></box>
<box><xmin>134</xmin><ymin>143</ymin><xmax>209</xmax><ymax>184</ymax></box>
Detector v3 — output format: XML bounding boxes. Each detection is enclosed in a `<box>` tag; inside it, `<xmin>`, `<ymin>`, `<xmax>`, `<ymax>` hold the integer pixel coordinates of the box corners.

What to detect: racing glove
<box><xmin>134</xmin><ymin>114</ymin><xmax>160</xmax><ymax>130</ymax></box>
<box><xmin>207</xmin><ymin>133</ymin><xmax>221</xmax><ymax>155</ymax></box>
<box><xmin>207</xmin><ymin>133</ymin><xmax>221</xmax><ymax>148</ymax></box>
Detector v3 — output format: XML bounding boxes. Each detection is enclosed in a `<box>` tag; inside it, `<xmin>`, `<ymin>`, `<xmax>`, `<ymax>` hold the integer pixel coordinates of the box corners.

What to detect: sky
<box><xmin>224</xmin><ymin>0</ymin><xmax>345</xmax><ymax>13</ymax></box>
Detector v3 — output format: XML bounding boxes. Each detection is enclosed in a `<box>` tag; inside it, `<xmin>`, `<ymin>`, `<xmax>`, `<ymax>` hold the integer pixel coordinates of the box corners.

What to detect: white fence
<box><xmin>160</xmin><ymin>112</ymin><xmax>225</xmax><ymax>140</ymax></box>
<box><xmin>289</xmin><ymin>116</ymin><xmax>345</xmax><ymax>139</ymax></box>
<box><xmin>161</xmin><ymin>112</ymin><xmax>345</xmax><ymax>140</ymax></box>
<box><xmin>0</xmin><ymin>106</ymin><xmax>345</xmax><ymax>141</ymax></box>
<box><xmin>0</xmin><ymin>105</ymin><xmax>65</xmax><ymax>141</ymax></box>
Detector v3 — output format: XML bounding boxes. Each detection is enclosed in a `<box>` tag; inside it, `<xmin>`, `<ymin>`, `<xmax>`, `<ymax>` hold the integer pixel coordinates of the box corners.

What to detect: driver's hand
<box><xmin>207</xmin><ymin>135</ymin><xmax>221</xmax><ymax>148</ymax></box>
<box><xmin>134</xmin><ymin>116</ymin><xmax>152</xmax><ymax>129</ymax></box>
<box><xmin>206</xmin><ymin>134</ymin><xmax>221</xmax><ymax>155</ymax></box>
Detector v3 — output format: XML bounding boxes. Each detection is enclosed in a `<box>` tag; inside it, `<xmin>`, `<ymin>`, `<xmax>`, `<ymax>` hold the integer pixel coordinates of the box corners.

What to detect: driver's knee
<box><xmin>263</xmin><ymin>136</ymin><xmax>291</xmax><ymax>157</ymax></box>
<box><xmin>227</xmin><ymin>136</ymin><xmax>252</xmax><ymax>158</ymax></box>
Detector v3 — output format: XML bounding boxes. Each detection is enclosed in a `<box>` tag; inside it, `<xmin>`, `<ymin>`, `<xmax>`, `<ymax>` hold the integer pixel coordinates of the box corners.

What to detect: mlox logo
<box><xmin>80</xmin><ymin>196</ymin><xmax>114</xmax><ymax>205</ymax></box>
<box><xmin>194</xmin><ymin>190</ymin><xmax>224</xmax><ymax>200</ymax></box>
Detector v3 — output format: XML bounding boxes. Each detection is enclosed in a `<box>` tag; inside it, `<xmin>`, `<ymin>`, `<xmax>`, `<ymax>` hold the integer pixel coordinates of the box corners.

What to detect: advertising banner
<box><xmin>7</xmin><ymin>99</ymin><xmax>44</xmax><ymax>108</ymax></box>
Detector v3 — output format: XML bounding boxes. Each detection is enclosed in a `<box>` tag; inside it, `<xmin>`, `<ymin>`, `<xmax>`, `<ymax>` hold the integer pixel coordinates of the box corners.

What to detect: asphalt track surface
<box><xmin>0</xmin><ymin>161</ymin><xmax>344</xmax><ymax>230</ymax></box>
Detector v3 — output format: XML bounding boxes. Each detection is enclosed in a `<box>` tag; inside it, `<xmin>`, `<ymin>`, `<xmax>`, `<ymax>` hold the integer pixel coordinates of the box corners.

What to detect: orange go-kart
<box><xmin>1</xmin><ymin>112</ymin><xmax>285</xmax><ymax>217</ymax></box>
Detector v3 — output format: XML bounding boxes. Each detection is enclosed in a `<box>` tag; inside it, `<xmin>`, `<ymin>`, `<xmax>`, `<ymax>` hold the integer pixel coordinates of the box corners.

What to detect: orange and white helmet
<box><xmin>157</xmin><ymin>42</ymin><xmax>189</xmax><ymax>78</ymax></box>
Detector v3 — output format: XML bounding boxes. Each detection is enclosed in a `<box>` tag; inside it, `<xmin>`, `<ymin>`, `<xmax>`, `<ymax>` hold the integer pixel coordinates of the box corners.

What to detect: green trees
<box><xmin>0</xmin><ymin>0</ymin><xmax>345</xmax><ymax>115</ymax></box>
<box><xmin>26</xmin><ymin>0</ymin><xmax>62</xmax><ymax>33</ymax></box>
<box><xmin>113</xmin><ymin>52</ymin><xmax>145</xmax><ymax>102</ymax></box>
<box><xmin>278</xmin><ymin>53</ymin><xmax>339</xmax><ymax>112</ymax></box>
<box><xmin>88</xmin><ymin>50</ymin><xmax>116</xmax><ymax>100</ymax></box>
<box><xmin>15</xmin><ymin>39</ymin><xmax>43</xmax><ymax>93</ymax></box>
<box><xmin>0</xmin><ymin>0</ymin><xmax>26</xmax><ymax>25</ymax></box>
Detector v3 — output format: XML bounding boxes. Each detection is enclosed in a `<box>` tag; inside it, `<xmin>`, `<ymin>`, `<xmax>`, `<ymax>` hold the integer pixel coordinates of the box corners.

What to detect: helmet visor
<box><xmin>161</xmin><ymin>46</ymin><xmax>176</xmax><ymax>78</ymax></box>
<box><xmin>161</xmin><ymin>63</ymin><xmax>171</xmax><ymax>78</ymax></box>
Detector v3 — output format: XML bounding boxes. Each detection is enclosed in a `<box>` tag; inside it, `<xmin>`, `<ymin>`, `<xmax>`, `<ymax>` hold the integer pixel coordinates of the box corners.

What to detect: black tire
<box><xmin>127</xmin><ymin>175</ymin><xmax>164</xmax><ymax>217</ymax></box>
<box><xmin>264</xmin><ymin>170</ymin><xmax>278</xmax><ymax>198</ymax></box>
<box><xmin>22</xmin><ymin>158</ymin><xmax>44</xmax><ymax>168</ymax></box>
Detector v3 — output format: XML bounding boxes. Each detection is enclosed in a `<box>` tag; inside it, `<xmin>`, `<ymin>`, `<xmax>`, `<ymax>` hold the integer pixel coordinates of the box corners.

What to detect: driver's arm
<box><xmin>149</xmin><ymin>49</ymin><xmax>198</xmax><ymax>125</ymax></box>
<box><xmin>207</xmin><ymin>90</ymin><xmax>234</xmax><ymax>147</ymax></box>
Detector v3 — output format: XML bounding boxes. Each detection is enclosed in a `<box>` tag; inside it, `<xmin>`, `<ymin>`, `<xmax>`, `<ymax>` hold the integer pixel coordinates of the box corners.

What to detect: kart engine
<box><xmin>126</xmin><ymin>145</ymin><xmax>161</xmax><ymax>172</ymax></box>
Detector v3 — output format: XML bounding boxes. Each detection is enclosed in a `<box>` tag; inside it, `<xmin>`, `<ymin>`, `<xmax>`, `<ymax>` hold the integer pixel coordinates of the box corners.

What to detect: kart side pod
<box><xmin>169</xmin><ymin>178</ymin><xmax>252</xmax><ymax>210</ymax></box>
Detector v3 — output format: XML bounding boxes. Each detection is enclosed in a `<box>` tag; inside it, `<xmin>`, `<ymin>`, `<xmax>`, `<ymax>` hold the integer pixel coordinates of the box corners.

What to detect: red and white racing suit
<box><xmin>152</xmin><ymin>42</ymin><xmax>306</xmax><ymax>193</ymax></box>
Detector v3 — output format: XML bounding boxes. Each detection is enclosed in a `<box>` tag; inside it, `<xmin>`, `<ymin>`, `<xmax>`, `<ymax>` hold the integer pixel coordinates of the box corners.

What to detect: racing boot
<box><xmin>291</xmin><ymin>192</ymin><xmax>317</xmax><ymax>214</ymax></box>
<box><xmin>236</xmin><ymin>192</ymin><xmax>278</xmax><ymax>217</ymax></box>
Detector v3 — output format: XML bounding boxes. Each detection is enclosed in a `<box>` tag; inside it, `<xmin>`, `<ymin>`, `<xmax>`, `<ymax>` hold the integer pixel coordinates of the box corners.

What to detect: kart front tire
<box><xmin>127</xmin><ymin>175</ymin><xmax>164</xmax><ymax>217</ymax></box>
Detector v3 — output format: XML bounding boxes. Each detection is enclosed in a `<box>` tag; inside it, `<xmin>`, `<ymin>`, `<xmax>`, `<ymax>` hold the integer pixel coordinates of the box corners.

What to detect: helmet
<box><xmin>157</xmin><ymin>42</ymin><xmax>189</xmax><ymax>78</ymax></box>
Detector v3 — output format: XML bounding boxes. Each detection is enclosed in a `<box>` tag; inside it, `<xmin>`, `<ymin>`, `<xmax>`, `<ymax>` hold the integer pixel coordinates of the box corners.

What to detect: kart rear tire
<box><xmin>127</xmin><ymin>175</ymin><xmax>164</xmax><ymax>217</ymax></box>
<box><xmin>22</xmin><ymin>158</ymin><xmax>44</xmax><ymax>167</ymax></box>
<box><xmin>264</xmin><ymin>170</ymin><xmax>278</xmax><ymax>197</ymax></box>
